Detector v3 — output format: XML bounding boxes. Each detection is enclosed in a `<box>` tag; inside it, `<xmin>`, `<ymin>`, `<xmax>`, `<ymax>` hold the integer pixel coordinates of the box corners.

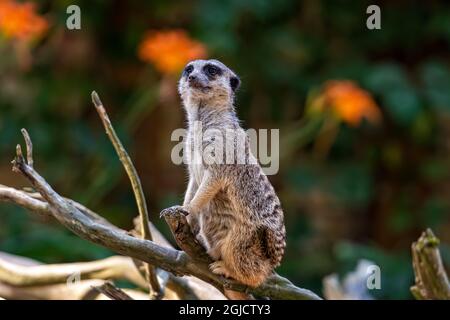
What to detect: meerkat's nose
<box><xmin>188</xmin><ymin>73</ymin><xmax>208</xmax><ymax>89</ymax></box>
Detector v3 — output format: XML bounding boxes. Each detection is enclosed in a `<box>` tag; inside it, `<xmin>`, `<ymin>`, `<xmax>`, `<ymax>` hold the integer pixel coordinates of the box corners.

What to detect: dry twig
<box><xmin>0</xmin><ymin>254</ymin><xmax>146</xmax><ymax>288</ymax></box>
<box><xmin>411</xmin><ymin>229</ymin><xmax>450</xmax><ymax>300</ymax></box>
<box><xmin>1</xmin><ymin>128</ymin><xmax>321</xmax><ymax>300</ymax></box>
<box><xmin>93</xmin><ymin>282</ymin><xmax>134</xmax><ymax>300</ymax></box>
<box><xmin>91</xmin><ymin>92</ymin><xmax>161</xmax><ymax>299</ymax></box>
<box><xmin>0</xmin><ymin>188</ymin><xmax>224</xmax><ymax>299</ymax></box>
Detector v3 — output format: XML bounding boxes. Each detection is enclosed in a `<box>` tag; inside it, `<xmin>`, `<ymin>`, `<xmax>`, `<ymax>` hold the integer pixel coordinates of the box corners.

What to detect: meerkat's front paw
<box><xmin>159</xmin><ymin>205</ymin><xmax>189</xmax><ymax>218</ymax></box>
<box><xmin>210</xmin><ymin>260</ymin><xmax>232</xmax><ymax>279</ymax></box>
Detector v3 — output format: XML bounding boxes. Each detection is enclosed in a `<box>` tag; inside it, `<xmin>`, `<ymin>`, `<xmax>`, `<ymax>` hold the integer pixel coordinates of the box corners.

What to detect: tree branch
<box><xmin>93</xmin><ymin>282</ymin><xmax>134</xmax><ymax>300</ymax></box>
<box><xmin>411</xmin><ymin>229</ymin><xmax>450</xmax><ymax>300</ymax></box>
<box><xmin>161</xmin><ymin>206</ymin><xmax>213</xmax><ymax>265</ymax></box>
<box><xmin>0</xmin><ymin>187</ymin><xmax>224</xmax><ymax>300</ymax></box>
<box><xmin>1</xmin><ymin>129</ymin><xmax>321</xmax><ymax>300</ymax></box>
<box><xmin>91</xmin><ymin>92</ymin><xmax>161</xmax><ymax>299</ymax></box>
<box><xmin>0</xmin><ymin>254</ymin><xmax>146</xmax><ymax>288</ymax></box>
<box><xmin>0</xmin><ymin>279</ymin><xmax>104</xmax><ymax>300</ymax></box>
<box><xmin>0</xmin><ymin>251</ymin><xmax>214</xmax><ymax>300</ymax></box>
<box><xmin>0</xmin><ymin>280</ymin><xmax>149</xmax><ymax>300</ymax></box>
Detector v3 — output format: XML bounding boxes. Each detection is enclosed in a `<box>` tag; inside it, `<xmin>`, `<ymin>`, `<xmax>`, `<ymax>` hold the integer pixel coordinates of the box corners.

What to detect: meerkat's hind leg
<box><xmin>211</xmin><ymin>261</ymin><xmax>255</xmax><ymax>300</ymax></box>
<box><xmin>222</xmin><ymin>229</ymin><xmax>273</xmax><ymax>288</ymax></box>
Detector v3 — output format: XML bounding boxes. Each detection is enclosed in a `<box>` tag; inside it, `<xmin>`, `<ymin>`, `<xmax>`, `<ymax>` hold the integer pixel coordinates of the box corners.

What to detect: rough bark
<box><xmin>0</xmin><ymin>191</ymin><xmax>224</xmax><ymax>300</ymax></box>
<box><xmin>411</xmin><ymin>229</ymin><xmax>450</xmax><ymax>300</ymax></box>
<box><xmin>92</xmin><ymin>92</ymin><xmax>161</xmax><ymax>298</ymax></box>
<box><xmin>93</xmin><ymin>282</ymin><xmax>134</xmax><ymax>300</ymax></box>
<box><xmin>0</xmin><ymin>128</ymin><xmax>321</xmax><ymax>300</ymax></box>
<box><xmin>0</xmin><ymin>254</ymin><xmax>146</xmax><ymax>288</ymax></box>
<box><xmin>0</xmin><ymin>280</ymin><xmax>149</xmax><ymax>300</ymax></box>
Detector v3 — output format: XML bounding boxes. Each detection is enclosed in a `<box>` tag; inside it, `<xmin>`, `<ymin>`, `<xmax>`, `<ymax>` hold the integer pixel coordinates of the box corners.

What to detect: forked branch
<box><xmin>2</xmin><ymin>128</ymin><xmax>321</xmax><ymax>300</ymax></box>
<box><xmin>91</xmin><ymin>92</ymin><xmax>161</xmax><ymax>299</ymax></box>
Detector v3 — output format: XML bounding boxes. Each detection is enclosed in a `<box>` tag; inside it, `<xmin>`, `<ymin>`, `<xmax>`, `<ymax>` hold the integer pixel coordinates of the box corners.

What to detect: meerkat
<box><xmin>167</xmin><ymin>59</ymin><xmax>285</xmax><ymax>290</ymax></box>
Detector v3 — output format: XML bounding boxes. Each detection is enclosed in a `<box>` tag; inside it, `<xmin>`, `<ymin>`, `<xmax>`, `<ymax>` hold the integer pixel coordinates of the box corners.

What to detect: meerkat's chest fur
<box><xmin>185</xmin><ymin>104</ymin><xmax>248</xmax><ymax>248</ymax></box>
<box><xmin>185</xmin><ymin>104</ymin><xmax>239</xmax><ymax>185</ymax></box>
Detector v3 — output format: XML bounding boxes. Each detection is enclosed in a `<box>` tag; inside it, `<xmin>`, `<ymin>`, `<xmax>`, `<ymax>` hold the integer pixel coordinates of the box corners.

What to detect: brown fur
<box><xmin>177</xmin><ymin>59</ymin><xmax>286</xmax><ymax>289</ymax></box>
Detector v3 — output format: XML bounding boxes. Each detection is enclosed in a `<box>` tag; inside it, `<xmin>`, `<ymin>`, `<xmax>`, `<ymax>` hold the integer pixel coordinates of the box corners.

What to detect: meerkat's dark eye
<box><xmin>204</xmin><ymin>64</ymin><xmax>221</xmax><ymax>77</ymax></box>
<box><xmin>207</xmin><ymin>66</ymin><xmax>218</xmax><ymax>75</ymax></box>
<box><xmin>184</xmin><ymin>65</ymin><xmax>194</xmax><ymax>75</ymax></box>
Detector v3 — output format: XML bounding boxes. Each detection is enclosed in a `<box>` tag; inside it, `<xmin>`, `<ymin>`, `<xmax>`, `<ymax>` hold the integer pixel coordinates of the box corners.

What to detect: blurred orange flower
<box><xmin>311</xmin><ymin>80</ymin><xmax>381</xmax><ymax>126</ymax></box>
<box><xmin>0</xmin><ymin>0</ymin><xmax>48</xmax><ymax>41</ymax></box>
<box><xmin>138</xmin><ymin>29</ymin><xmax>207</xmax><ymax>75</ymax></box>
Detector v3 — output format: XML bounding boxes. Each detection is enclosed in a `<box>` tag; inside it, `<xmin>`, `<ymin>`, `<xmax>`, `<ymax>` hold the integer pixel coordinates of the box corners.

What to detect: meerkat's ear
<box><xmin>230</xmin><ymin>76</ymin><xmax>240</xmax><ymax>92</ymax></box>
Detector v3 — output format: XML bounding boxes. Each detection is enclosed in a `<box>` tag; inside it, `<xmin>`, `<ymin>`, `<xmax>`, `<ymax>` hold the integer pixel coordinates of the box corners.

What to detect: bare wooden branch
<box><xmin>0</xmin><ymin>279</ymin><xmax>105</xmax><ymax>300</ymax></box>
<box><xmin>91</xmin><ymin>91</ymin><xmax>161</xmax><ymax>299</ymax></box>
<box><xmin>20</xmin><ymin>129</ymin><xmax>33</xmax><ymax>168</ymax></box>
<box><xmin>0</xmin><ymin>280</ymin><xmax>149</xmax><ymax>300</ymax></box>
<box><xmin>0</xmin><ymin>184</ymin><xmax>50</xmax><ymax>219</ymax></box>
<box><xmin>1</xmin><ymin>130</ymin><xmax>321</xmax><ymax>300</ymax></box>
<box><xmin>93</xmin><ymin>282</ymin><xmax>133</xmax><ymax>300</ymax></box>
<box><xmin>161</xmin><ymin>206</ymin><xmax>213</xmax><ymax>265</ymax></box>
<box><xmin>0</xmin><ymin>254</ymin><xmax>146</xmax><ymax>288</ymax></box>
<box><xmin>0</xmin><ymin>187</ymin><xmax>225</xmax><ymax>300</ymax></box>
<box><xmin>0</xmin><ymin>251</ymin><xmax>207</xmax><ymax>300</ymax></box>
<box><xmin>411</xmin><ymin>229</ymin><xmax>450</xmax><ymax>300</ymax></box>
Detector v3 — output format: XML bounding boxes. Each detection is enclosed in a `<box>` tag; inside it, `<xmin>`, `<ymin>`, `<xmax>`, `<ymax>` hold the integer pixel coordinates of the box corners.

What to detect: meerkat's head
<box><xmin>178</xmin><ymin>59</ymin><xmax>240</xmax><ymax>108</ymax></box>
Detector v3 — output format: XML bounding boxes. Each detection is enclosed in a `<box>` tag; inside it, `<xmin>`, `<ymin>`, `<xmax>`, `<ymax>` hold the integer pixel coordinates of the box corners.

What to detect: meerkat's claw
<box><xmin>159</xmin><ymin>205</ymin><xmax>189</xmax><ymax>218</ymax></box>
<box><xmin>210</xmin><ymin>261</ymin><xmax>232</xmax><ymax>279</ymax></box>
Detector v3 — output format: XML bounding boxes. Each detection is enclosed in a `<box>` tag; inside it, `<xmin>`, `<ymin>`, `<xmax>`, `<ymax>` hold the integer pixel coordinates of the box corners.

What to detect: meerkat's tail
<box><xmin>260</xmin><ymin>222</ymin><xmax>286</xmax><ymax>267</ymax></box>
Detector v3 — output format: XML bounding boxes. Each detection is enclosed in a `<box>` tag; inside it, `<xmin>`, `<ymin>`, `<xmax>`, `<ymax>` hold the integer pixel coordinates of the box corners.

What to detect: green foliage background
<box><xmin>1</xmin><ymin>0</ymin><xmax>450</xmax><ymax>299</ymax></box>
